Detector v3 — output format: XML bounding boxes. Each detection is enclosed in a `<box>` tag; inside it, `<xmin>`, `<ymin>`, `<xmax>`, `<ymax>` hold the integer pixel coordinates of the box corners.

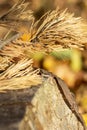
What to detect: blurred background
<box><xmin>0</xmin><ymin>0</ymin><xmax>87</xmax><ymax>125</ymax></box>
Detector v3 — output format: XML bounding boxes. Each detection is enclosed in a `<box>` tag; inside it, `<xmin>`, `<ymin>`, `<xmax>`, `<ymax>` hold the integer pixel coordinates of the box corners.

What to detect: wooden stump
<box><xmin>0</xmin><ymin>70</ymin><xmax>86</xmax><ymax>130</ymax></box>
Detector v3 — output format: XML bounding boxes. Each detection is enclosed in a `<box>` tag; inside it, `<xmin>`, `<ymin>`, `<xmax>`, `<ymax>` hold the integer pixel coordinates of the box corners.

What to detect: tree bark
<box><xmin>0</xmin><ymin>69</ymin><xmax>86</xmax><ymax>130</ymax></box>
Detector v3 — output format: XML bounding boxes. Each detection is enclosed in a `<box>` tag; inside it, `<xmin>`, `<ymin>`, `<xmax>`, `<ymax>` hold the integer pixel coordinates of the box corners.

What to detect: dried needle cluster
<box><xmin>0</xmin><ymin>58</ymin><xmax>41</xmax><ymax>91</ymax></box>
<box><xmin>31</xmin><ymin>8</ymin><xmax>87</xmax><ymax>51</ymax></box>
<box><xmin>0</xmin><ymin>0</ymin><xmax>87</xmax><ymax>91</ymax></box>
<box><xmin>0</xmin><ymin>0</ymin><xmax>34</xmax><ymax>32</ymax></box>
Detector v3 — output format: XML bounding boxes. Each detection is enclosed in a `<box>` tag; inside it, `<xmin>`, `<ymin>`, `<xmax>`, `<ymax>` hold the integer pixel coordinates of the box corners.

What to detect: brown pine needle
<box><xmin>0</xmin><ymin>0</ymin><xmax>34</xmax><ymax>32</ymax></box>
<box><xmin>0</xmin><ymin>56</ymin><xmax>10</xmax><ymax>71</ymax></box>
<box><xmin>0</xmin><ymin>58</ymin><xmax>41</xmax><ymax>92</ymax></box>
<box><xmin>0</xmin><ymin>3</ymin><xmax>87</xmax><ymax>92</ymax></box>
<box><xmin>31</xmin><ymin>8</ymin><xmax>87</xmax><ymax>51</ymax></box>
<box><xmin>0</xmin><ymin>5</ymin><xmax>87</xmax><ymax>52</ymax></box>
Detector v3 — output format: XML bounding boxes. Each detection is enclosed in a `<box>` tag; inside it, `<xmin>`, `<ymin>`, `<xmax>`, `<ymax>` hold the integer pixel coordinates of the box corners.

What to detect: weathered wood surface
<box><xmin>0</xmin><ymin>70</ymin><xmax>86</xmax><ymax>130</ymax></box>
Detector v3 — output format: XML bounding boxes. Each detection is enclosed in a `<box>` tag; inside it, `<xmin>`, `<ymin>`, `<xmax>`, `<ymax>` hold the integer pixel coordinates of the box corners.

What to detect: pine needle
<box><xmin>0</xmin><ymin>0</ymin><xmax>34</xmax><ymax>32</ymax></box>
<box><xmin>0</xmin><ymin>4</ymin><xmax>87</xmax><ymax>51</ymax></box>
<box><xmin>0</xmin><ymin>56</ymin><xmax>10</xmax><ymax>71</ymax></box>
<box><xmin>0</xmin><ymin>3</ymin><xmax>87</xmax><ymax>92</ymax></box>
<box><xmin>0</xmin><ymin>41</ymin><xmax>26</xmax><ymax>71</ymax></box>
<box><xmin>0</xmin><ymin>58</ymin><xmax>41</xmax><ymax>92</ymax></box>
<box><xmin>31</xmin><ymin>8</ymin><xmax>87</xmax><ymax>51</ymax></box>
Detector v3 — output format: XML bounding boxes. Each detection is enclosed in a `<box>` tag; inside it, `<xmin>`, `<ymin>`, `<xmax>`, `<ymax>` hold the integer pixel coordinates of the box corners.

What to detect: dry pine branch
<box><xmin>0</xmin><ymin>1</ymin><xmax>87</xmax><ymax>91</ymax></box>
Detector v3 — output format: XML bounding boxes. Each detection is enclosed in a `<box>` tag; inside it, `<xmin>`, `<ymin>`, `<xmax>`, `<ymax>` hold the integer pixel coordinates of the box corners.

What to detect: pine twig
<box><xmin>0</xmin><ymin>2</ymin><xmax>87</xmax><ymax>92</ymax></box>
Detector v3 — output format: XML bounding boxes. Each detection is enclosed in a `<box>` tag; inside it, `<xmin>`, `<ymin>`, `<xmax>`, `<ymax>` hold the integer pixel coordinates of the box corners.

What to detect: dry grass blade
<box><xmin>0</xmin><ymin>40</ymin><xmax>47</xmax><ymax>72</ymax></box>
<box><xmin>0</xmin><ymin>58</ymin><xmax>41</xmax><ymax>92</ymax></box>
<box><xmin>31</xmin><ymin>8</ymin><xmax>87</xmax><ymax>51</ymax></box>
<box><xmin>0</xmin><ymin>56</ymin><xmax>10</xmax><ymax>71</ymax></box>
<box><xmin>0</xmin><ymin>0</ymin><xmax>34</xmax><ymax>32</ymax></box>
<box><xmin>0</xmin><ymin>41</ymin><xmax>25</xmax><ymax>71</ymax></box>
<box><xmin>0</xmin><ymin>39</ymin><xmax>48</xmax><ymax>61</ymax></box>
<box><xmin>0</xmin><ymin>42</ymin><xmax>26</xmax><ymax>58</ymax></box>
